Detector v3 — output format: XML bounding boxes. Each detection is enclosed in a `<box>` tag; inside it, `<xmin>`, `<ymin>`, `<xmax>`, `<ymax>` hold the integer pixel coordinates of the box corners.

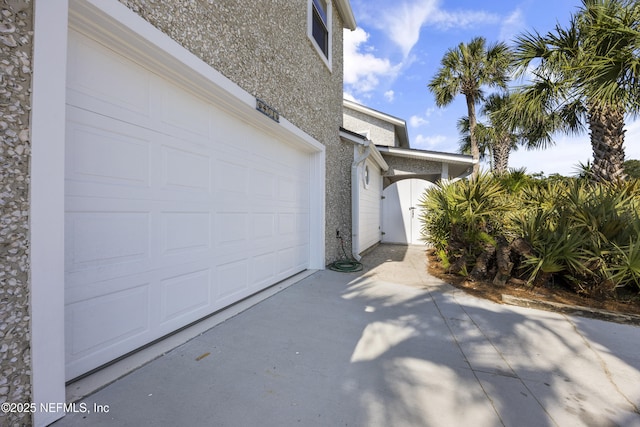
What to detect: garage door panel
<box><xmin>280</xmin><ymin>245</ymin><xmax>309</xmax><ymax>274</ymax></box>
<box><xmin>65</xmin><ymin>211</ymin><xmax>150</xmax><ymax>273</ymax></box>
<box><xmin>296</xmin><ymin>244</ymin><xmax>311</xmax><ymax>267</ymax></box>
<box><xmin>67</xmin><ymin>30</ymin><xmax>152</xmax><ymax>126</ymax></box>
<box><xmin>215</xmin><ymin>159</ymin><xmax>248</xmax><ymax>194</ymax></box>
<box><xmin>277</xmin><ymin>212</ymin><xmax>297</xmax><ymax>236</ymax></box>
<box><xmin>66</xmin><ymin>126</ymin><xmax>150</xmax><ymax>187</ymax></box>
<box><xmin>160</xmin><ymin>84</ymin><xmax>211</xmax><ymax>138</ymax></box>
<box><xmin>253</xmin><ymin>138</ymin><xmax>308</xmax><ymax>169</ymax></box>
<box><xmin>297</xmin><ymin>212</ymin><xmax>310</xmax><ymax>233</ymax></box>
<box><xmin>251</xmin><ymin>252</ymin><xmax>276</xmax><ymax>286</ymax></box>
<box><xmin>160</xmin><ymin>211</ymin><xmax>211</xmax><ymax>255</ymax></box>
<box><xmin>212</xmin><ymin>250</ymin><xmax>253</xmax><ymax>273</ymax></box>
<box><xmin>65</xmin><ymin>30</ymin><xmax>311</xmax><ymax>380</ymax></box>
<box><xmin>66</xmin><ymin>109</ymin><xmax>152</xmax><ymax>190</ymax></box>
<box><xmin>277</xmin><ymin>248</ymin><xmax>300</xmax><ymax>276</ymax></box>
<box><xmin>216</xmin><ymin>260</ymin><xmax>249</xmax><ymax>301</ymax></box>
<box><xmin>277</xmin><ymin>177</ymin><xmax>300</xmax><ymax>203</ymax></box>
<box><xmin>252</xmin><ymin>213</ymin><xmax>276</xmax><ymax>239</ymax></box>
<box><xmin>213</xmin><ymin>138</ymin><xmax>251</xmax><ymax>157</ymax></box>
<box><xmin>66</xmin><ymin>247</ymin><xmax>215</xmax><ymax>298</ymax></box>
<box><xmin>216</xmin><ymin>212</ymin><xmax>248</xmax><ymax>244</ymax></box>
<box><xmin>160</xmin><ymin>145</ymin><xmax>211</xmax><ymax>193</ymax></box>
<box><xmin>66</xmin><ymin>284</ymin><xmax>150</xmax><ymax>358</ymax></box>
<box><xmin>278</xmin><ymin>229</ymin><xmax>310</xmax><ymax>249</ymax></box>
<box><xmin>159</xmin><ymin>269</ymin><xmax>211</xmax><ymax>324</ymax></box>
<box><xmin>251</xmin><ymin>169</ymin><xmax>276</xmax><ymax>199</ymax></box>
<box><xmin>215</xmin><ymin>109</ymin><xmax>258</xmax><ymax>137</ymax></box>
<box><xmin>252</xmin><ymin>135</ymin><xmax>301</xmax><ymax>163</ymax></box>
<box><xmin>215</xmin><ymin>192</ymin><xmax>250</xmax><ymax>212</ymax></box>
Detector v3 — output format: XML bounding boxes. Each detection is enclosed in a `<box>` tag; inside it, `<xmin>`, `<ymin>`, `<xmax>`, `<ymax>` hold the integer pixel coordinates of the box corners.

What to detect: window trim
<box><xmin>307</xmin><ymin>0</ymin><xmax>332</xmax><ymax>69</ymax></box>
<box><xmin>363</xmin><ymin>163</ymin><xmax>371</xmax><ymax>189</ymax></box>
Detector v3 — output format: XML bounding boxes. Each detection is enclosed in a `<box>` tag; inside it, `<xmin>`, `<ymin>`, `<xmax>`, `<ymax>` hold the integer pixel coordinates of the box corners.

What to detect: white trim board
<box><xmin>30</xmin><ymin>1</ymin><xmax>69</xmax><ymax>426</ymax></box>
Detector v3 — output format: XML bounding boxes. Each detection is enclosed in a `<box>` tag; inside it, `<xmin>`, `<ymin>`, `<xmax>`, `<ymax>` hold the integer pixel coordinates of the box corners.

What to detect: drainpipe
<box><xmin>351</xmin><ymin>142</ymin><xmax>371</xmax><ymax>261</ymax></box>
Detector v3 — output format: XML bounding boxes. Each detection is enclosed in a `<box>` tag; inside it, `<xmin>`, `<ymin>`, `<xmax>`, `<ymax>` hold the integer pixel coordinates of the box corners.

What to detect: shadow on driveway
<box><xmin>54</xmin><ymin>245</ymin><xmax>640</xmax><ymax>427</ymax></box>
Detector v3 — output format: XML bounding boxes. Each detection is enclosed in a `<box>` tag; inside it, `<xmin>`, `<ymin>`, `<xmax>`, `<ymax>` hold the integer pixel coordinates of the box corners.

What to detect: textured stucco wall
<box><xmin>343</xmin><ymin>107</ymin><xmax>396</xmax><ymax>147</ymax></box>
<box><xmin>383</xmin><ymin>155</ymin><xmax>442</xmax><ymax>179</ymax></box>
<box><xmin>0</xmin><ymin>1</ymin><xmax>33</xmax><ymax>426</ymax></box>
<box><xmin>118</xmin><ymin>0</ymin><xmax>352</xmax><ymax>264</ymax></box>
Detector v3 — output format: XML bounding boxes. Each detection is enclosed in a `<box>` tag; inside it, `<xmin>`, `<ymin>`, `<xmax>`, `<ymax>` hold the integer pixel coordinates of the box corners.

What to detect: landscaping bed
<box><xmin>427</xmin><ymin>249</ymin><xmax>640</xmax><ymax>325</ymax></box>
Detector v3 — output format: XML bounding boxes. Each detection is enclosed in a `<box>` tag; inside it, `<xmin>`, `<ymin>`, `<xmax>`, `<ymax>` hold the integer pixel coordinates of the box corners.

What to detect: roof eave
<box><xmin>377</xmin><ymin>146</ymin><xmax>476</xmax><ymax>165</ymax></box>
<box><xmin>340</xmin><ymin>129</ymin><xmax>390</xmax><ymax>171</ymax></box>
<box><xmin>344</xmin><ymin>98</ymin><xmax>410</xmax><ymax>147</ymax></box>
<box><xmin>344</xmin><ymin>99</ymin><xmax>405</xmax><ymax>127</ymax></box>
<box><xmin>395</xmin><ymin>125</ymin><xmax>410</xmax><ymax>149</ymax></box>
<box><xmin>335</xmin><ymin>0</ymin><xmax>356</xmax><ymax>30</ymax></box>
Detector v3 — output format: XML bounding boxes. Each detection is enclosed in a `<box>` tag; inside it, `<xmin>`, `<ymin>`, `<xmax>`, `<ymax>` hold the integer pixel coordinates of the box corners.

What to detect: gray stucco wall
<box><xmin>343</xmin><ymin>107</ymin><xmax>396</xmax><ymax>147</ymax></box>
<box><xmin>0</xmin><ymin>1</ymin><xmax>33</xmax><ymax>426</ymax></box>
<box><xmin>119</xmin><ymin>0</ymin><xmax>353</xmax><ymax>264</ymax></box>
<box><xmin>382</xmin><ymin>155</ymin><xmax>444</xmax><ymax>188</ymax></box>
<box><xmin>383</xmin><ymin>156</ymin><xmax>443</xmax><ymax>177</ymax></box>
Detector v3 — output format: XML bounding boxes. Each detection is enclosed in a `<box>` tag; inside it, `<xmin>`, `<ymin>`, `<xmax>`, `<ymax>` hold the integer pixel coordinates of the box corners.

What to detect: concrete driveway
<box><xmin>54</xmin><ymin>245</ymin><xmax>640</xmax><ymax>427</ymax></box>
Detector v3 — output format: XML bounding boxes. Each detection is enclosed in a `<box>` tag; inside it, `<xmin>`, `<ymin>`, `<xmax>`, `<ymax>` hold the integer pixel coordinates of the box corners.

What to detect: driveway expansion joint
<box><xmin>501</xmin><ymin>294</ymin><xmax>640</xmax><ymax>326</ymax></box>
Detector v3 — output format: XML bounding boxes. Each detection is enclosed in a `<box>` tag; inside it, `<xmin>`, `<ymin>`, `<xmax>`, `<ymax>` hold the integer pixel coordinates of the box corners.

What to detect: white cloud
<box><xmin>381</xmin><ymin>0</ymin><xmax>439</xmax><ymax>57</ymax></box>
<box><xmin>413</xmin><ymin>134</ymin><xmax>449</xmax><ymax>150</ymax></box>
<box><xmin>384</xmin><ymin>90</ymin><xmax>395</xmax><ymax>102</ymax></box>
<box><xmin>508</xmin><ymin>118</ymin><xmax>640</xmax><ymax>176</ymax></box>
<box><xmin>369</xmin><ymin>0</ymin><xmax>501</xmax><ymax>57</ymax></box>
<box><xmin>499</xmin><ymin>8</ymin><xmax>525</xmax><ymax>43</ymax></box>
<box><xmin>343</xmin><ymin>28</ymin><xmax>401</xmax><ymax>97</ymax></box>
<box><xmin>410</xmin><ymin>115</ymin><xmax>428</xmax><ymax>128</ymax></box>
<box><xmin>343</xmin><ymin>92</ymin><xmax>361</xmax><ymax>104</ymax></box>
<box><xmin>509</xmin><ymin>135</ymin><xmax>591</xmax><ymax>176</ymax></box>
<box><xmin>430</xmin><ymin>9</ymin><xmax>501</xmax><ymax>31</ymax></box>
<box><xmin>344</xmin><ymin>2</ymin><xmax>503</xmax><ymax>99</ymax></box>
<box><xmin>624</xmin><ymin>119</ymin><xmax>640</xmax><ymax>160</ymax></box>
<box><xmin>409</xmin><ymin>107</ymin><xmax>436</xmax><ymax>128</ymax></box>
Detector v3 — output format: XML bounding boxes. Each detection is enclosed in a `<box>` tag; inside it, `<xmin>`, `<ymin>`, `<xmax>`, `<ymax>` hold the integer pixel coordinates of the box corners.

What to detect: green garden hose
<box><xmin>329</xmin><ymin>236</ymin><xmax>363</xmax><ymax>272</ymax></box>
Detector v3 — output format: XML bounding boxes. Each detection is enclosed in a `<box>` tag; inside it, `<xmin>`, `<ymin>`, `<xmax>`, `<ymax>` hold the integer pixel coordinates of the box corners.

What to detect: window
<box><xmin>363</xmin><ymin>164</ymin><xmax>370</xmax><ymax>188</ymax></box>
<box><xmin>312</xmin><ymin>0</ymin><xmax>328</xmax><ymax>55</ymax></box>
<box><xmin>308</xmin><ymin>0</ymin><xmax>332</xmax><ymax>68</ymax></box>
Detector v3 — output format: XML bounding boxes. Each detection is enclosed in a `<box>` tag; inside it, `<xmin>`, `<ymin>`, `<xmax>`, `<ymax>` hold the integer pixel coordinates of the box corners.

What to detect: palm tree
<box><xmin>457</xmin><ymin>117</ymin><xmax>495</xmax><ymax>170</ymax></box>
<box><xmin>458</xmin><ymin>93</ymin><xmax>555</xmax><ymax>174</ymax></box>
<box><xmin>513</xmin><ymin>0</ymin><xmax>640</xmax><ymax>183</ymax></box>
<box><xmin>428</xmin><ymin>37</ymin><xmax>513</xmax><ymax>178</ymax></box>
<box><xmin>483</xmin><ymin>94</ymin><xmax>519</xmax><ymax>173</ymax></box>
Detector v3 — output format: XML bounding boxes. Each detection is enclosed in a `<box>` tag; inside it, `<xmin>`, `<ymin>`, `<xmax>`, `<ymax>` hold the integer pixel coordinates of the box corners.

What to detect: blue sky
<box><xmin>343</xmin><ymin>0</ymin><xmax>640</xmax><ymax>176</ymax></box>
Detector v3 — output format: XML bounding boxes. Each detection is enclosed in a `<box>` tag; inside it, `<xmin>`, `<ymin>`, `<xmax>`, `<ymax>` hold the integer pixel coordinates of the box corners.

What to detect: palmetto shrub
<box><xmin>420</xmin><ymin>171</ymin><xmax>640</xmax><ymax>297</ymax></box>
<box><xmin>420</xmin><ymin>174</ymin><xmax>511</xmax><ymax>273</ymax></box>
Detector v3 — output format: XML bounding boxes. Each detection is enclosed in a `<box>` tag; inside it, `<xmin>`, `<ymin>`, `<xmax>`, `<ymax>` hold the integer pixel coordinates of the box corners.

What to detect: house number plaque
<box><xmin>256</xmin><ymin>98</ymin><xmax>280</xmax><ymax>123</ymax></box>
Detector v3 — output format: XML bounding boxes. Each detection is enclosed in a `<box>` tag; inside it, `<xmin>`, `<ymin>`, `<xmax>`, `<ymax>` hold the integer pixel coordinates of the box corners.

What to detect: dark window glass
<box><xmin>313</xmin><ymin>0</ymin><xmax>327</xmax><ymax>22</ymax></box>
<box><xmin>312</xmin><ymin>0</ymin><xmax>328</xmax><ymax>57</ymax></box>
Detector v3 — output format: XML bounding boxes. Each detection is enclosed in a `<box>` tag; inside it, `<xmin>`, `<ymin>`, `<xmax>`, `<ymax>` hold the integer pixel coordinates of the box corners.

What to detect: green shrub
<box><xmin>419</xmin><ymin>171</ymin><xmax>640</xmax><ymax>296</ymax></box>
<box><xmin>419</xmin><ymin>174</ymin><xmax>511</xmax><ymax>274</ymax></box>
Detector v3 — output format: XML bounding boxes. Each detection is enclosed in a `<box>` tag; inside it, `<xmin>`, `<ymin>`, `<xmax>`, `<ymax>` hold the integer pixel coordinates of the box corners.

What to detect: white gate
<box><xmin>382</xmin><ymin>178</ymin><xmax>433</xmax><ymax>245</ymax></box>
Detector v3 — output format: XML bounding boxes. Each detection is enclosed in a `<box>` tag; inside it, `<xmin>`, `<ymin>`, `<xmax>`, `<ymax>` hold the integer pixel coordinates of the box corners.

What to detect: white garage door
<box><xmin>64</xmin><ymin>30</ymin><xmax>311</xmax><ymax>379</ymax></box>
